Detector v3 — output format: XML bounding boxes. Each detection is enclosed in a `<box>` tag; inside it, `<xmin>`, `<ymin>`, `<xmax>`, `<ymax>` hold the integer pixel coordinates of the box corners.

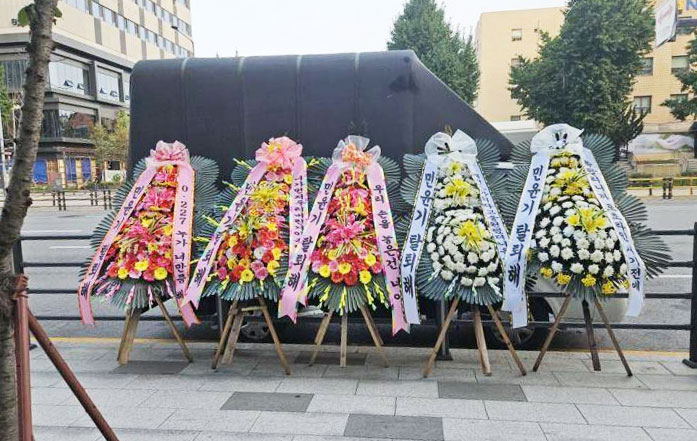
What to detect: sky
<box><xmin>190</xmin><ymin>0</ymin><xmax>567</xmax><ymax>58</ymax></box>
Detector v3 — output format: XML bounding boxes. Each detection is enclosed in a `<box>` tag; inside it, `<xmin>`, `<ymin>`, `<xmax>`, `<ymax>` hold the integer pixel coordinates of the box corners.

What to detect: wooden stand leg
<box><xmin>154</xmin><ymin>295</ymin><xmax>193</xmax><ymax>363</ymax></box>
<box><xmin>487</xmin><ymin>305</ymin><xmax>527</xmax><ymax>376</ymax></box>
<box><xmin>473</xmin><ymin>306</ymin><xmax>492</xmax><ymax>376</ymax></box>
<box><xmin>423</xmin><ymin>297</ymin><xmax>460</xmax><ymax>378</ymax></box>
<box><xmin>117</xmin><ymin>308</ymin><xmax>142</xmax><ymax>365</ymax></box>
<box><xmin>221</xmin><ymin>310</ymin><xmax>244</xmax><ymax>365</ymax></box>
<box><xmin>14</xmin><ymin>293</ymin><xmax>32</xmax><ymax>441</ymax></box>
<box><xmin>309</xmin><ymin>310</ymin><xmax>333</xmax><ymax>365</ymax></box>
<box><xmin>340</xmin><ymin>313</ymin><xmax>348</xmax><ymax>368</ymax></box>
<box><xmin>212</xmin><ymin>301</ymin><xmax>238</xmax><ymax>370</ymax></box>
<box><xmin>28</xmin><ymin>311</ymin><xmax>119</xmax><ymax>441</ymax></box>
<box><xmin>533</xmin><ymin>294</ymin><xmax>573</xmax><ymax>372</ymax></box>
<box><xmin>258</xmin><ymin>297</ymin><xmax>291</xmax><ymax>375</ymax></box>
<box><xmin>359</xmin><ymin>305</ymin><xmax>389</xmax><ymax>367</ymax></box>
<box><xmin>582</xmin><ymin>299</ymin><xmax>601</xmax><ymax>371</ymax></box>
<box><xmin>594</xmin><ymin>298</ymin><xmax>633</xmax><ymax>377</ymax></box>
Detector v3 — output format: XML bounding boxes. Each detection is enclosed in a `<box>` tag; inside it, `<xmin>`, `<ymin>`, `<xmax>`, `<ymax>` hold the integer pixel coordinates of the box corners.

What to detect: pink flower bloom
<box><xmin>256</xmin><ymin>136</ymin><xmax>302</xmax><ymax>169</ymax></box>
<box><xmin>328</xmin><ymin>260</ymin><xmax>339</xmax><ymax>271</ymax></box>
<box><xmin>250</xmin><ymin>260</ymin><xmax>265</xmax><ymax>272</ymax></box>
<box><xmin>252</xmin><ymin>265</ymin><xmax>269</xmax><ymax>280</ymax></box>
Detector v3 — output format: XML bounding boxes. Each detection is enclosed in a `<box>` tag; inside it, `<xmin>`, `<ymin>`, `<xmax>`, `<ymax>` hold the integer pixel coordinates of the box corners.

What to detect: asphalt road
<box><xmin>19</xmin><ymin>197</ymin><xmax>697</xmax><ymax>352</ymax></box>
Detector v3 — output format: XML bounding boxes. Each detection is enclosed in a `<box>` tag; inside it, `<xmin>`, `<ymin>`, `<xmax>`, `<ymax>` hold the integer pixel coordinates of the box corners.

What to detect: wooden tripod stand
<box><xmin>14</xmin><ymin>290</ymin><xmax>119</xmax><ymax>441</ymax></box>
<box><xmin>423</xmin><ymin>298</ymin><xmax>527</xmax><ymax>377</ymax></box>
<box><xmin>117</xmin><ymin>295</ymin><xmax>193</xmax><ymax>365</ymax></box>
<box><xmin>211</xmin><ymin>296</ymin><xmax>291</xmax><ymax>374</ymax></box>
<box><xmin>532</xmin><ymin>295</ymin><xmax>632</xmax><ymax>376</ymax></box>
<box><xmin>309</xmin><ymin>305</ymin><xmax>389</xmax><ymax>368</ymax></box>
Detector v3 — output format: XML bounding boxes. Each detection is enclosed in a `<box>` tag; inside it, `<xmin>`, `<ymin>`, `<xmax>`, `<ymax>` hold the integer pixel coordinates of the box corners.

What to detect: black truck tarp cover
<box><xmin>128</xmin><ymin>50</ymin><xmax>513</xmax><ymax>179</ymax></box>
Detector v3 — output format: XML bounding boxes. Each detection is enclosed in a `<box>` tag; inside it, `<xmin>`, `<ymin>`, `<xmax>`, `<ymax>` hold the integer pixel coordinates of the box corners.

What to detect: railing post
<box><xmin>684</xmin><ymin>222</ymin><xmax>697</xmax><ymax>368</ymax></box>
<box><xmin>102</xmin><ymin>190</ymin><xmax>107</xmax><ymax>210</ymax></box>
<box><xmin>107</xmin><ymin>189</ymin><xmax>112</xmax><ymax>210</ymax></box>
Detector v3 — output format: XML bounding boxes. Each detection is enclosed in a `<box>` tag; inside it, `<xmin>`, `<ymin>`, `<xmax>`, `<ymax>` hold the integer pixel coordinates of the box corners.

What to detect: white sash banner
<box><xmin>581</xmin><ymin>149</ymin><xmax>645</xmax><ymax>316</ymax></box>
<box><xmin>400</xmin><ymin>130</ymin><xmax>509</xmax><ymax>324</ymax></box>
<box><xmin>503</xmin><ymin>124</ymin><xmax>645</xmax><ymax>327</ymax></box>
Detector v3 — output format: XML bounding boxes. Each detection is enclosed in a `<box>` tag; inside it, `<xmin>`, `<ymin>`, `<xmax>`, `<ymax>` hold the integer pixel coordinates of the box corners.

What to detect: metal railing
<box><xmin>628</xmin><ymin>177</ymin><xmax>697</xmax><ymax>198</ymax></box>
<box><xmin>0</xmin><ymin>189</ymin><xmax>115</xmax><ymax>211</ymax></box>
<box><xmin>13</xmin><ymin>225</ymin><xmax>697</xmax><ymax>366</ymax></box>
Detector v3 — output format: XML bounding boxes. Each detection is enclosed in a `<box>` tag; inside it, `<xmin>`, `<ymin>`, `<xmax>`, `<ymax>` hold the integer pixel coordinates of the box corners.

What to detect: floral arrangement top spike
<box><xmin>502</xmin><ymin>124</ymin><xmax>660</xmax><ymax>329</ymax></box>
<box><xmin>279</xmin><ymin>135</ymin><xmax>412</xmax><ymax>335</ymax></box>
<box><xmin>185</xmin><ymin>136</ymin><xmax>309</xmax><ymax>307</ymax></box>
<box><xmin>401</xmin><ymin>130</ymin><xmax>509</xmax><ymax>314</ymax></box>
<box><xmin>78</xmin><ymin>141</ymin><xmax>218</xmax><ymax>327</ymax></box>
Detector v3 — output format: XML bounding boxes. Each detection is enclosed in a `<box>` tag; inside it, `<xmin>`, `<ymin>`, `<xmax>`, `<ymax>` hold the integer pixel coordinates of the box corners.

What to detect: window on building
<box><xmin>0</xmin><ymin>59</ymin><xmax>29</xmax><ymax>91</ymax></box>
<box><xmin>672</xmin><ymin>56</ymin><xmax>689</xmax><ymax>74</ymax></box>
<box><xmin>633</xmin><ymin>96</ymin><xmax>652</xmax><ymax>114</ymax></box>
<box><xmin>116</xmin><ymin>15</ymin><xmax>125</xmax><ymax>31</ymax></box>
<box><xmin>138</xmin><ymin>26</ymin><xmax>146</xmax><ymax>39</ymax></box>
<box><xmin>126</xmin><ymin>19</ymin><xmax>136</xmax><ymax>35</ymax></box>
<box><xmin>639</xmin><ymin>57</ymin><xmax>653</xmax><ymax>75</ymax></box>
<box><xmin>65</xmin><ymin>0</ymin><xmax>88</xmax><ymax>11</ymax></box>
<box><xmin>102</xmin><ymin>8</ymin><xmax>116</xmax><ymax>26</ymax></box>
<box><xmin>670</xmin><ymin>93</ymin><xmax>689</xmax><ymax>101</ymax></box>
<box><xmin>48</xmin><ymin>61</ymin><xmax>91</xmax><ymax>95</ymax></box>
<box><xmin>511</xmin><ymin>28</ymin><xmax>522</xmax><ymax>41</ymax></box>
<box><xmin>677</xmin><ymin>20</ymin><xmax>696</xmax><ymax>35</ymax></box>
<box><xmin>90</xmin><ymin>1</ymin><xmax>101</xmax><ymax>17</ymax></box>
<box><xmin>41</xmin><ymin>109</ymin><xmax>96</xmax><ymax>139</ymax></box>
<box><xmin>97</xmin><ymin>70</ymin><xmax>122</xmax><ymax>102</ymax></box>
<box><xmin>510</xmin><ymin>115</ymin><xmax>522</xmax><ymax>121</ymax></box>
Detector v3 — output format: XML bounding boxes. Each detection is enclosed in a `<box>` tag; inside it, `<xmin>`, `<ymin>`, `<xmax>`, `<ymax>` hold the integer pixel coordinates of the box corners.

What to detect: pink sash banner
<box><xmin>184</xmin><ymin>162</ymin><xmax>268</xmax><ymax>307</ymax></box>
<box><xmin>289</xmin><ymin>158</ymin><xmax>310</xmax><ymax>305</ymax></box>
<box><xmin>78</xmin><ymin>141</ymin><xmax>197</xmax><ymax>326</ymax></box>
<box><xmin>279</xmin><ymin>164</ymin><xmax>342</xmax><ymax>321</ymax></box>
<box><xmin>366</xmin><ymin>162</ymin><xmax>409</xmax><ymax>335</ymax></box>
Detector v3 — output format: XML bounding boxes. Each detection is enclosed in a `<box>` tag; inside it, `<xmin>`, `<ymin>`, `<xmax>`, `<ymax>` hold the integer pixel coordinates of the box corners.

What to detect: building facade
<box><xmin>0</xmin><ymin>0</ymin><xmax>194</xmax><ymax>188</ymax></box>
<box><xmin>474</xmin><ymin>3</ymin><xmax>697</xmax><ymax>143</ymax></box>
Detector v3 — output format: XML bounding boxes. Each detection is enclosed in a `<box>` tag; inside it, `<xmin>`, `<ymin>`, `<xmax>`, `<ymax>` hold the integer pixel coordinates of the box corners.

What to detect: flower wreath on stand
<box><xmin>501</xmin><ymin>124</ymin><xmax>670</xmax><ymax>329</ymax></box>
<box><xmin>78</xmin><ymin>141</ymin><xmax>218</xmax><ymax>327</ymax></box>
<box><xmin>184</xmin><ymin>137</ymin><xmax>314</xmax><ymax>307</ymax></box>
<box><xmin>279</xmin><ymin>136</ymin><xmax>413</xmax><ymax>335</ymax></box>
<box><xmin>400</xmin><ymin>130</ymin><xmax>509</xmax><ymax>310</ymax></box>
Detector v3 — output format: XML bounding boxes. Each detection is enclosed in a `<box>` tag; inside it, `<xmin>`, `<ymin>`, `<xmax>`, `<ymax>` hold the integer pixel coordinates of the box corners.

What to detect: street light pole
<box><xmin>0</xmin><ymin>105</ymin><xmax>7</xmax><ymax>192</ymax></box>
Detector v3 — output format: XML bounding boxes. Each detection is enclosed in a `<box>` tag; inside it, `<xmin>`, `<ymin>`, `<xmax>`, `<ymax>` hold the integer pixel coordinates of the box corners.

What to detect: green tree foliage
<box><xmin>663</xmin><ymin>33</ymin><xmax>697</xmax><ymax>121</ymax></box>
<box><xmin>509</xmin><ymin>0</ymin><xmax>653</xmax><ymax>147</ymax></box>
<box><xmin>387</xmin><ymin>0</ymin><xmax>479</xmax><ymax>103</ymax></box>
<box><xmin>0</xmin><ymin>66</ymin><xmax>12</xmax><ymax>135</ymax></box>
<box><xmin>90</xmin><ymin>110</ymin><xmax>129</xmax><ymax>168</ymax></box>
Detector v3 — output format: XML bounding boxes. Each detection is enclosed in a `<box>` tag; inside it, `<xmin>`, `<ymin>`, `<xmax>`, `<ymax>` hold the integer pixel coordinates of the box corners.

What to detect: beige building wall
<box><xmin>475</xmin><ymin>4</ymin><xmax>697</xmax><ymax>134</ymax></box>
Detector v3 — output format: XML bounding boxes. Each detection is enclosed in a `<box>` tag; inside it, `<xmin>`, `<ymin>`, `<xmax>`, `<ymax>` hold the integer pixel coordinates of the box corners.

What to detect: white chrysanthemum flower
<box><xmin>594</xmin><ymin>239</ymin><xmax>605</xmax><ymax>250</ymax></box>
<box><xmin>477</xmin><ymin>267</ymin><xmax>488</xmax><ymax>277</ymax></box>
<box><xmin>620</xmin><ymin>263</ymin><xmax>627</xmax><ymax>275</ymax></box>
<box><xmin>578</xmin><ymin>249</ymin><xmax>590</xmax><ymax>260</ymax></box>
<box><xmin>603</xmin><ymin>266</ymin><xmax>614</xmax><ymax>277</ymax></box>
<box><xmin>545</xmin><ymin>176</ymin><xmax>555</xmax><ymax>184</ymax></box>
<box><xmin>572</xmin><ymin>195</ymin><xmax>584</xmax><ymax>201</ymax></box>
<box><xmin>571</xmin><ymin>263</ymin><xmax>584</xmax><ymax>274</ymax></box>
<box><xmin>597</xmin><ymin>229</ymin><xmax>608</xmax><ymax>239</ymax></box>
<box><xmin>535</xmin><ymin>229</ymin><xmax>546</xmax><ymax>239</ymax></box>
<box><xmin>543</xmin><ymin>202</ymin><xmax>552</xmax><ymax>211</ymax></box>
<box><xmin>488</xmin><ymin>262</ymin><xmax>498</xmax><ymax>273</ymax></box>
<box><xmin>550</xmin><ymin>226</ymin><xmax>561</xmax><ymax>235</ymax></box>
<box><xmin>613</xmin><ymin>250</ymin><xmax>622</xmax><ymax>261</ymax></box>
<box><xmin>561</xmin><ymin>238</ymin><xmax>571</xmax><ymax>248</ymax></box>
<box><xmin>609</xmin><ymin>230</ymin><xmax>617</xmax><ymax>240</ymax></box>
<box><xmin>562</xmin><ymin>201</ymin><xmax>573</xmax><ymax>208</ymax></box>
<box><xmin>552</xmin><ymin>234</ymin><xmax>563</xmax><ymax>244</ymax></box>
<box><xmin>539</xmin><ymin>237</ymin><xmax>551</xmax><ymax>249</ymax></box>
<box><xmin>432</xmin><ymin>261</ymin><xmax>442</xmax><ymax>272</ymax></box>
<box><xmin>467</xmin><ymin>253</ymin><xmax>478</xmax><ymax>264</ymax></box>
<box><xmin>591</xmin><ymin>250</ymin><xmax>604</xmax><ymax>263</ymax></box>
<box><xmin>431</xmin><ymin>252</ymin><xmax>439</xmax><ymax>262</ymax></box>
<box><xmin>539</xmin><ymin>217</ymin><xmax>551</xmax><ymax>228</ymax></box>
<box><xmin>550</xmin><ymin>205</ymin><xmax>561</xmax><ymax>215</ymax></box>
<box><xmin>538</xmin><ymin>252</ymin><xmax>549</xmax><ymax>262</ymax></box>
<box><xmin>577</xmin><ymin>238</ymin><xmax>590</xmax><ymax>250</ymax></box>
<box><xmin>436</xmin><ymin>235</ymin><xmax>443</xmax><ymax>245</ymax></box>
<box><xmin>488</xmin><ymin>276</ymin><xmax>500</xmax><ymax>285</ymax></box>
<box><xmin>588</xmin><ymin>264</ymin><xmax>600</xmax><ymax>275</ymax></box>
<box><xmin>553</xmin><ymin>216</ymin><xmax>564</xmax><ymax>227</ymax></box>
<box><xmin>466</xmin><ymin>265</ymin><xmax>477</xmax><ymax>274</ymax></box>
<box><xmin>573</xmin><ymin>230</ymin><xmax>586</xmax><ymax>241</ymax></box>
<box><xmin>551</xmin><ymin>261</ymin><xmax>563</xmax><ymax>272</ymax></box>
<box><xmin>462</xmin><ymin>277</ymin><xmax>473</xmax><ymax>286</ymax></box>
<box><xmin>563</xmin><ymin>226</ymin><xmax>575</xmax><ymax>237</ymax></box>
<box><xmin>455</xmin><ymin>262</ymin><xmax>466</xmax><ymax>273</ymax></box>
<box><xmin>549</xmin><ymin>245</ymin><xmax>560</xmax><ymax>257</ymax></box>
<box><xmin>605</xmin><ymin>252</ymin><xmax>614</xmax><ymax>263</ymax></box>
<box><xmin>605</xmin><ymin>238</ymin><xmax>615</xmax><ymax>250</ymax></box>
<box><xmin>426</xmin><ymin>243</ymin><xmax>436</xmax><ymax>253</ymax></box>
<box><xmin>474</xmin><ymin>277</ymin><xmax>486</xmax><ymax>287</ymax></box>
<box><xmin>454</xmin><ymin>252</ymin><xmax>464</xmax><ymax>263</ymax></box>
<box><xmin>480</xmin><ymin>251</ymin><xmax>492</xmax><ymax>262</ymax></box>
<box><xmin>550</xmin><ymin>188</ymin><xmax>562</xmax><ymax>198</ymax></box>
<box><xmin>561</xmin><ymin>248</ymin><xmax>574</xmax><ymax>260</ymax></box>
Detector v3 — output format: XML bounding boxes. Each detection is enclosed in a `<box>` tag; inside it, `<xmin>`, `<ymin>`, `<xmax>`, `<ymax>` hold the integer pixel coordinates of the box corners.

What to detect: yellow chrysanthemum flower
<box><xmin>267</xmin><ymin>260</ymin><xmax>280</xmax><ymax>275</ymax></box>
<box><xmin>134</xmin><ymin>260</ymin><xmax>149</xmax><ymax>272</ymax></box>
<box><xmin>267</xmin><ymin>222</ymin><xmax>277</xmax><ymax>232</ymax></box>
<box><xmin>456</xmin><ymin>220</ymin><xmax>486</xmax><ymax>249</ymax></box>
<box><xmin>272</xmin><ymin>247</ymin><xmax>282</xmax><ymax>260</ymax></box>
<box><xmin>240</xmin><ymin>269</ymin><xmax>254</xmax><ymax>283</ymax></box>
<box><xmin>446</xmin><ymin>161</ymin><xmax>462</xmax><ymax>175</ymax></box>
<box><xmin>338</xmin><ymin>263</ymin><xmax>352</xmax><ymax>274</ymax></box>
<box><xmin>165</xmin><ymin>250</ymin><xmax>172</xmax><ymax>259</ymax></box>
<box><xmin>318</xmin><ymin>264</ymin><xmax>331</xmax><ymax>278</ymax></box>
<box><xmin>227</xmin><ymin>235</ymin><xmax>238</xmax><ymax>247</ymax></box>
<box><xmin>154</xmin><ymin>267</ymin><xmax>168</xmax><ymax>280</ymax></box>
<box><xmin>117</xmin><ymin>267</ymin><xmax>128</xmax><ymax>279</ymax></box>
<box><xmin>364</xmin><ymin>254</ymin><xmax>377</xmax><ymax>266</ymax></box>
<box><xmin>581</xmin><ymin>273</ymin><xmax>597</xmax><ymax>287</ymax></box>
<box><xmin>327</xmin><ymin>249</ymin><xmax>339</xmax><ymax>261</ymax></box>
<box><xmin>162</xmin><ymin>224</ymin><xmax>173</xmax><ymax>236</ymax></box>
<box><xmin>444</xmin><ymin>177</ymin><xmax>471</xmax><ymax>201</ymax></box>
<box><xmin>147</xmin><ymin>242</ymin><xmax>158</xmax><ymax>253</ymax></box>
<box><xmin>566</xmin><ymin>213</ymin><xmax>580</xmax><ymax>227</ymax></box>
<box><xmin>540</xmin><ymin>267</ymin><xmax>554</xmax><ymax>279</ymax></box>
<box><xmin>284</xmin><ymin>173</ymin><xmax>294</xmax><ymax>184</ymax></box>
<box><xmin>601</xmin><ymin>281</ymin><xmax>618</xmax><ymax>295</ymax></box>
<box><xmin>556</xmin><ymin>273</ymin><xmax>571</xmax><ymax>285</ymax></box>
<box><xmin>239</xmin><ymin>258</ymin><xmax>250</xmax><ymax>268</ymax></box>
<box><xmin>140</xmin><ymin>217</ymin><xmax>154</xmax><ymax>228</ymax></box>
<box><xmin>359</xmin><ymin>270</ymin><xmax>372</xmax><ymax>284</ymax></box>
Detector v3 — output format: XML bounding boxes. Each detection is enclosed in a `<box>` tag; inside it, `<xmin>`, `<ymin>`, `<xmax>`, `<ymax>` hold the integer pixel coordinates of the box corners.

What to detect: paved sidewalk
<box><xmin>28</xmin><ymin>339</ymin><xmax>697</xmax><ymax>441</ymax></box>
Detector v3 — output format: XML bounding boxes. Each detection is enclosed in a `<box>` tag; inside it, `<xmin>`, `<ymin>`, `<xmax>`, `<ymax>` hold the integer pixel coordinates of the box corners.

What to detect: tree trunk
<box><xmin>0</xmin><ymin>2</ymin><xmax>57</xmax><ymax>440</ymax></box>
